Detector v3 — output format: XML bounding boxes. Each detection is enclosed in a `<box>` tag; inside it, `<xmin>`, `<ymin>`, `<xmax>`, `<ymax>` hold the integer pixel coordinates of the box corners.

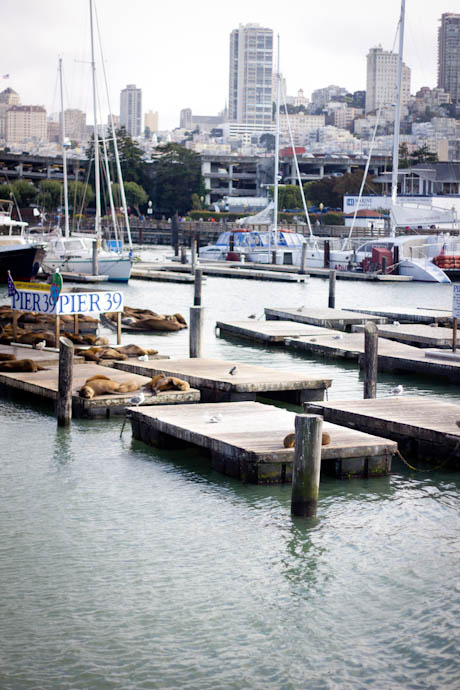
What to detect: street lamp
<box><xmin>319</xmin><ymin>202</ymin><xmax>324</xmax><ymax>227</ymax></box>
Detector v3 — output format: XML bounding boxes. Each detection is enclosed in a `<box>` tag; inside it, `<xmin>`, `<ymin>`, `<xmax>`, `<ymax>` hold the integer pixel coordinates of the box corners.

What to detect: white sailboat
<box><xmin>41</xmin><ymin>2</ymin><xmax>133</xmax><ymax>283</ymax></box>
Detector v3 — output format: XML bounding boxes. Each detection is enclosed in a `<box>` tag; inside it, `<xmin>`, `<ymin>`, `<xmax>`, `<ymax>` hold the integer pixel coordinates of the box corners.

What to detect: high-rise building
<box><xmin>180</xmin><ymin>108</ymin><xmax>192</xmax><ymax>130</ymax></box>
<box><xmin>438</xmin><ymin>13</ymin><xmax>460</xmax><ymax>105</ymax></box>
<box><xmin>120</xmin><ymin>84</ymin><xmax>142</xmax><ymax>137</ymax></box>
<box><xmin>228</xmin><ymin>23</ymin><xmax>273</xmax><ymax>129</ymax></box>
<box><xmin>6</xmin><ymin>105</ymin><xmax>47</xmax><ymax>145</ymax></box>
<box><xmin>144</xmin><ymin>110</ymin><xmax>159</xmax><ymax>134</ymax></box>
<box><xmin>0</xmin><ymin>88</ymin><xmax>20</xmax><ymax>139</ymax></box>
<box><xmin>365</xmin><ymin>45</ymin><xmax>410</xmax><ymax>114</ymax></box>
<box><xmin>59</xmin><ymin>109</ymin><xmax>87</xmax><ymax>144</ymax></box>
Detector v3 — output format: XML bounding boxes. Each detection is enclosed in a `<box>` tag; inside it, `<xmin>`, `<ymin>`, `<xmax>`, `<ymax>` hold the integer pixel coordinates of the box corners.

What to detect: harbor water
<box><xmin>1</xmin><ymin>253</ymin><xmax>459</xmax><ymax>689</ymax></box>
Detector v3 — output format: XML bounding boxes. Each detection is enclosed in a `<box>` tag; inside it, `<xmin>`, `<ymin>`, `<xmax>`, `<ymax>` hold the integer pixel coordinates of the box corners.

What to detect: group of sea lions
<box><xmin>0</xmin><ymin>352</ymin><xmax>46</xmax><ymax>372</ymax></box>
<box><xmin>0</xmin><ymin>307</ymin><xmax>104</xmax><ymax>348</ymax></box>
<box><xmin>106</xmin><ymin>306</ymin><xmax>187</xmax><ymax>332</ymax></box>
<box><xmin>79</xmin><ymin>373</ymin><xmax>190</xmax><ymax>399</ymax></box>
<box><xmin>74</xmin><ymin>343</ymin><xmax>158</xmax><ymax>362</ymax></box>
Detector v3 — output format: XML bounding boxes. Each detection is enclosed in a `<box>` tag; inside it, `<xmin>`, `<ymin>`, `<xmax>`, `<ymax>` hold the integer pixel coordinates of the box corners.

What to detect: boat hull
<box><xmin>42</xmin><ymin>256</ymin><xmax>132</xmax><ymax>282</ymax></box>
<box><xmin>0</xmin><ymin>244</ymin><xmax>45</xmax><ymax>283</ymax></box>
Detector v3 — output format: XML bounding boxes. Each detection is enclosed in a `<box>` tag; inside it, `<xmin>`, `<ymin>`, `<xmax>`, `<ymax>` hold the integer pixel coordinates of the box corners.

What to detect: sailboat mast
<box><xmin>89</xmin><ymin>0</ymin><xmax>101</xmax><ymax>239</ymax></box>
<box><xmin>391</xmin><ymin>0</ymin><xmax>406</xmax><ymax>236</ymax></box>
<box><xmin>273</xmin><ymin>34</ymin><xmax>281</xmax><ymax>249</ymax></box>
<box><xmin>59</xmin><ymin>57</ymin><xmax>70</xmax><ymax>238</ymax></box>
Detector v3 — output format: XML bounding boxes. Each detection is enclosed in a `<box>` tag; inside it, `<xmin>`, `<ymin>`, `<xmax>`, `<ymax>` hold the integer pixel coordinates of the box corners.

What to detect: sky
<box><xmin>1</xmin><ymin>0</ymin><xmax>456</xmax><ymax>131</ymax></box>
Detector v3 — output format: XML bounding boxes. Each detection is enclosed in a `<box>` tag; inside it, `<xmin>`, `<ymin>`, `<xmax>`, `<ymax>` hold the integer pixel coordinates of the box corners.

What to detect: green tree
<box><xmin>410</xmin><ymin>144</ymin><xmax>438</xmax><ymax>165</ymax></box>
<box><xmin>304</xmin><ymin>170</ymin><xmax>376</xmax><ymax>208</ymax></box>
<box><xmin>269</xmin><ymin>184</ymin><xmax>303</xmax><ymax>210</ymax></box>
<box><xmin>68</xmin><ymin>180</ymin><xmax>95</xmax><ymax>214</ymax></box>
<box><xmin>39</xmin><ymin>179</ymin><xmax>62</xmax><ymax>212</ymax></box>
<box><xmin>399</xmin><ymin>143</ymin><xmax>410</xmax><ymax>168</ymax></box>
<box><xmin>0</xmin><ymin>180</ymin><xmax>38</xmax><ymax>208</ymax></box>
<box><xmin>124</xmin><ymin>181</ymin><xmax>148</xmax><ymax>216</ymax></box>
<box><xmin>151</xmin><ymin>143</ymin><xmax>204</xmax><ymax>217</ymax></box>
<box><xmin>260</xmin><ymin>133</ymin><xmax>275</xmax><ymax>151</ymax></box>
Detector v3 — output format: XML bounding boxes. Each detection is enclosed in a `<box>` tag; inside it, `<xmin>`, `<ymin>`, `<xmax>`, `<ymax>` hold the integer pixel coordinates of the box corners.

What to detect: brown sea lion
<box><xmin>0</xmin><ymin>358</ymin><xmax>45</xmax><ymax>372</ymax></box>
<box><xmin>114</xmin><ymin>344</ymin><xmax>158</xmax><ymax>357</ymax></box>
<box><xmin>79</xmin><ymin>374</ymin><xmax>141</xmax><ymax>399</ymax></box>
<box><xmin>283</xmin><ymin>431</ymin><xmax>331</xmax><ymax>448</ymax></box>
<box><xmin>150</xmin><ymin>374</ymin><xmax>190</xmax><ymax>394</ymax></box>
<box><xmin>0</xmin><ymin>353</ymin><xmax>16</xmax><ymax>361</ymax></box>
<box><xmin>16</xmin><ymin>331</ymin><xmax>56</xmax><ymax>347</ymax></box>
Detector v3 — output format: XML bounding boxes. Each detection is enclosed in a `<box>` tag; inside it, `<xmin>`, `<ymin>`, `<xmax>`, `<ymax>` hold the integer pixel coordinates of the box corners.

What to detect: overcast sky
<box><xmin>1</xmin><ymin>0</ymin><xmax>455</xmax><ymax>130</ymax></box>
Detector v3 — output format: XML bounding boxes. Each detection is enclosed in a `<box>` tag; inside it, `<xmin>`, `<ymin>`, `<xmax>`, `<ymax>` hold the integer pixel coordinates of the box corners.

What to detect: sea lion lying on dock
<box><xmin>79</xmin><ymin>374</ymin><xmax>141</xmax><ymax>399</ymax></box>
<box><xmin>115</xmin><ymin>344</ymin><xmax>158</xmax><ymax>357</ymax></box>
<box><xmin>74</xmin><ymin>347</ymin><xmax>129</xmax><ymax>362</ymax></box>
<box><xmin>62</xmin><ymin>332</ymin><xmax>109</xmax><ymax>346</ymax></box>
<box><xmin>16</xmin><ymin>331</ymin><xmax>56</xmax><ymax>347</ymax></box>
<box><xmin>0</xmin><ymin>358</ymin><xmax>45</xmax><ymax>372</ymax></box>
<box><xmin>106</xmin><ymin>306</ymin><xmax>187</xmax><ymax>332</ymax></box>
<box><xmin>150</xmin><ymin>374</ymin><xmax>190</xmax><ymax>394</ymax></box>
<box><xmin>0</xmin><ymin>352</ymin><xmax>16</xmax><ymax>361</ymax></box>
<box><xmin>283</xmin><ymin>431</ymin><xmax>331</xmax><ymax>448</ymax></box>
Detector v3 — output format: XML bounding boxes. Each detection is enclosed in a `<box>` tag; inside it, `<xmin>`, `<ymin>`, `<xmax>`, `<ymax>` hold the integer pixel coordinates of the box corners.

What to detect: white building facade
<box><xmin>365</xmin><ymin>45</ymin><xmax>411</xmax><ymax>113</ymax></box>
<box><xmin>120</xmin><ymin>84</ymin><xmax>142</xmax><ymax>137</ymax></box>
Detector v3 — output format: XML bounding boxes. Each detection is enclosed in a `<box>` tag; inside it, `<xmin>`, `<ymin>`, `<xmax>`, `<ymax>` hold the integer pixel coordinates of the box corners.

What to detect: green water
<box><xmin>1</xmin><ymin>257</ymin><xmax>459</xmax><ymax>689</ymax></box>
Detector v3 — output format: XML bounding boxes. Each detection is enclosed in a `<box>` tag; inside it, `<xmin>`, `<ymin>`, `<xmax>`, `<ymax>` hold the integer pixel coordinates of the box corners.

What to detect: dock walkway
<box><xmin>216</xmin><ymin>320</ymin><xmax>339</xmax><ymax>344</ymax></box>
<box><xmin>352</xmin><ymin>322</ymin><xmax>454</xmax><ymax>349</ymax></box>
<box><xmin>130</xmin><ymin>401</ymin><xmax>396</xmax><ymax>483</ymax></box>
<box><xmin>114</xmin><ymin>357</ymin><xmax>331</xmax><ymax>404</ymax></box>
<box><xmin>345</xmin><ymin>306</ymin><xmax>452</xmax><ymax>325</ymax></box>
<box><xmin>0</xmin><ymin>362</ymin><xmax>200</xmax><ymax>417</ymax></box>
<box><xmin>305</xmin><ymin>396</ymin><xmax>460</xmax><ymax>468</ymax></box>
<box><xmin>265</xmin><ymin>307</ymin><xmax>387</xmax><ymax>331</ymax></box>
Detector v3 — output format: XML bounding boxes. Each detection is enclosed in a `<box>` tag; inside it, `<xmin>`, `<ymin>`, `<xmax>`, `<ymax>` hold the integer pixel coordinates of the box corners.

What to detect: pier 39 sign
<box><xmin>11</xmin><ymin>285</ymin><xmax>123</xmax><ymax>316</ymax></box>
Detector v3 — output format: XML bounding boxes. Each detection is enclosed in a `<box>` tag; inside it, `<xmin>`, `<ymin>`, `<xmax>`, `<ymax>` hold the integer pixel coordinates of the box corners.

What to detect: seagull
<box><xmin>229</xmin><ymin>365</ymin><xmax>239</xmax><ymax>375</ymax></box>
<box><xmin>393</xmin><ymin>321</ymin><xmax>400</xmax><ymax>327</ymax></box>
<box><xmin>429</xmin><ymin>323</ymin><xmax>439</xmax><ymax>328</ymax></box>
<box><xmin>332</xmin><ymin>334</ymin><xmax>343</xmax><ymax>340</ymax></box>
<box><xmin>34</xmin><ymin>340</ymin><xmax>46</xmax><ymax>350</ymax></box>
<box><xmin>208</xmin><ymin>413</ymin><xmax>223</xmax><ymax>423</ymax></box>
<box><xmin>129</xmin><ymin>391</ymin><xmax>145</xmax><ymax>407</ymax></box>
<box><xmin>310</xmin><ymin>338</ymin><xmax>317</xmax><ymax>342</ymax></box>
<box><xmin>390</xmin><ymin>384</ymin><xmax>404</xmax><ymax>396</ymax></box>
<box><xmin>248</xmin><ymin>314</ymin><xmax>257</xmax><ymax>319</ymax></box>
<box><xmin>138</xmin><ymin>354</ymin><xmax>149</xmax><ymax>361</ymax></box>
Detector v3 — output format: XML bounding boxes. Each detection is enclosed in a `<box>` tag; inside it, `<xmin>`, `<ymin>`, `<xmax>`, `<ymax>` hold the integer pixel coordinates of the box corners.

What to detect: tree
<box><xmin>260</xmin><ymin>133</ymin><xmax>275</xmax><ymax>152</ymax></box>
<box><xmin>39</xmin><ymin>180</ymin><xmax>62</xmax><ymax>212</ymax></box>
<box><xmin>304</xmin><ymin>170</ymin><xmax>377</xmax><ymax>208</ymax></box>
<box><xmin>68</xmin><ymin>180</ymin><xmax>94</xmax><ymax>214</ymax></box>
<box><xmin>123</xmin><ymin>181</ymin><xmax>148</xmax><ymax>216</ymax></box>
<box><xmin>0</xmin><ymin>180</ymin><xmax>38</xmax><ymax>208</ymax></box>
<box><xmin>410</xmin><ymin>144</ymin><xmax>438</xmax><ymax>165</ymax></box>
<box><xmin>151</xmin><ymin>143</ymin><xmax>204</xmax><ymax>217</ymax></box>
<box><xmin>399</xmin><ymin>143</ymin><xmax>410</xmax><ymax>169</ymax></box>
<box><xmin>269</xmin><ymin>184</ymin><xmax>303</xmax><ymax>210</ymax></box>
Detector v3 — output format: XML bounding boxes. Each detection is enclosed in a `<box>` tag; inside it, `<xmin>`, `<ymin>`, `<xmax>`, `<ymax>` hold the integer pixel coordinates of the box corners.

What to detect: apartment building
<box><xmin>438</xmin><ymin>13</ymin><xmax>460</xmax><ymax>104</ymax></box>
<box><xmin>120</xmin><ymin>84</ymin><xmax>142</xmax><ymax>137</ymax></box>
<box><xmin>6</xmin><ymin>105</ymin><xmax>47</xmax><ymax>145</ymax></box>
<box><xmin>365</xmin><ymin>45</ymin><xmax>411</xmax><ymax>113</ymax></box>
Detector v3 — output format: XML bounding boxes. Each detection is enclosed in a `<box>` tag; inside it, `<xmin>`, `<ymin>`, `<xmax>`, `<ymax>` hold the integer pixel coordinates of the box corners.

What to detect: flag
<box><xmin>7</xmin><ymin>271</ymin><xmax>17</xmax><ymax>297</ymax></box>
<box><xmin>440</xmin><ymin>243</ymin><xmax>446</xmax><ymax>256</ymax></box>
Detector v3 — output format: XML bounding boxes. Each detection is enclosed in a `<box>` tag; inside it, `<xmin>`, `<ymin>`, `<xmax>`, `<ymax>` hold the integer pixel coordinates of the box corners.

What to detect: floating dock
<box><xmin>129</xmin><ymin>401</ymin><xmax>396</xmax><ymax>483</ymax></box>
<box><xmin>305</xmin><ymin>396</ymin><xmax>460</xmax><ymax>469</ymax></box>
<box><xmin>114</xmin><ymin>357</ymin><xmax>331</xmax><ymax>404</ymax></box>
<box><xmin>0</xmin><ymin>362</ymin><xmax>200</xmax><ymax>418</ymax></box>
<box><xmin>132</xmin><ymin>265</ymin><xmax>196</xmax><ymax>283</ymax></box>
<box><xmin>345</xmin><ymin>306</ymin><xmax>452</xmax><ymax>325</ymax></box>
<box><xmin>216</xmin><ymin>320</ymin><xmax>340</xmax><ymax>344</ymax></box>
<box><xmin>352</xmin><ymin>322</ymin><xmax>454</xmax><ymax>349</ymax></box>
<box><xmin>0</xmin><ymin>344</ymin><xmax>84</xmax><ymax>366</ymax></box>
<box><xmin>265</xmin><ymin>307</ymin><xmax>387</xmax><ymax>331</ymax></box>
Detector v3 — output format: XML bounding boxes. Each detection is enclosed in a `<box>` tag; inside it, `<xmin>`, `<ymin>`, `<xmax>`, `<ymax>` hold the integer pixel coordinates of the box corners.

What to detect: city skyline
<box><xmin>2</xmin><ymin>0</ymin><xmax>458</xmax><ymax>130</ymax></box>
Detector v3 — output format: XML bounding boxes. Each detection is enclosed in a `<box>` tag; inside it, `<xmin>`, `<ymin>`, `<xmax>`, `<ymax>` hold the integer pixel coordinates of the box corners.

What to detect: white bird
<box><xmin>34</xmin><ymin>340</ymin><xmax>46</xmax><ymax>350</ymax></box>
<box><xmin>390</xmin><ymin>385</ymin><xmax>404</xmax><ymax>396</ymax></box>
<box><xmin>208</xmin><ymin>413</ymin><xmax>223</xmax><ymax>423</ymax></box>
<box><xmin>138</xmin><ymin>354</ymin><xmax>149</xmax><ymax>361</ymax></box>
<box><xmin>332</xmin><ymin>334</ymin><xmax>343</xmax><ymax>340</ymax></box>
<box><xmin>393</xmin><ymin>321</ymin><xmax>401</xmax><ymax>327</ymax></box>
<box><xmin>229</xmin><ymin>365</ymin><xmax>239</xmax><ymax>375</ymax></box>
<box><xmin>129</xmin><ymin>391</ymin><xmax>145</xmax><ymax>406</ymax></box>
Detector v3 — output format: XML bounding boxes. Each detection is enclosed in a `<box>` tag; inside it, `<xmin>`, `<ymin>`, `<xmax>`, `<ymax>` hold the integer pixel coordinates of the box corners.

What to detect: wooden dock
<box><xmin>265</xmin><ymin>307</ymin><xmax>387</xmax><ymax>331</ymax></box>
<box><xmin>132</xmin><ymin>265</ymin><xmax>196</xmax><ymax>283</ymax></box>
<box><xmin>305</xmin><ymin>396</ymin><xmax>460</xmax><ymax>469</ymax></box>
<box><xmin>196</xmin><ymin>265</ymin><xmax>308</xmax><ymax>282</ymax></box>
<box><xmin>129</xmin><ymin>401</ymin><xmax>396</xmax><ymax>482</ymax></box>
<box><xmin>352</xmin><ymin>322</ymin><xmax>454</xmax><ymax>349</ymax></box>
<box><xmin>0</xmin><ymin>344</ymin><xmax>84</xmax><ymax>366</ymax></box>
<box><xmin>345</xmin><ymin>306</ymin><xmax>452</xmax><ymax>325</ymax></box>
<box><xmin>114</xmin><ymin>357</ymin><xmax>332</xmax><ymax>404</ymax></box>
<box><xmin>216</xmin><ymin>320</ymin><xmax>339</xmax><ymax>344</ymax></box>
<box><xmin>0</xmin><ymin>363</ymin><xmax>200</xmax><ymax>418</ymax></box>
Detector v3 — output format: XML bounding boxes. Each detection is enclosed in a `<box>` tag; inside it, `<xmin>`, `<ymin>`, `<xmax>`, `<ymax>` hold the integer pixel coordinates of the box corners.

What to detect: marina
<box><xmin>305</xmin><ymin>396</ymin><xmax>460</xmax><ymax>468</ymax></box>
<box><xmin>130</xmin><ymin>400</ymin><xmax>396</xmax><ymax>482</ymax></box>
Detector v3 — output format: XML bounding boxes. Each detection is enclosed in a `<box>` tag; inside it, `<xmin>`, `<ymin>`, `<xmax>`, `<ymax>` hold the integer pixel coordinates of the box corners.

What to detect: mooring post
<box><xmin>180</xmin><ymin>246</ymin><xmax>187</xmax><ymax>264</ymax></box>
<box><xmin>73</xmin><ymin>313</ymin><xmax>79</xmax><ymax>336</ymax></box>
<box><xmin>381</xmin><ymin>256</ymin><xmax>387</xmax><ymax>275</ymax></box>
<box><xmin>189</xmin><ymin>305</ymin><xmax>204</xmax><ymax>358</ymax></box>
<box><xmin>55</xmin><ymin>315</ymin><xmax>60</xmax><ymax>350</ymax></box>
<box><xmin>194</xmin><ymin>268</ymin><xmax>203</xmax><ymax>306</ymax></box>
<box><xmin>324</xmin><ymin>240</ymin><xmax>330</xmax><ymax>268</ymax></box>
<box><xmin>364</xmin><ymin>321</ymin><xmax>378</xmax><ymax>399</ymax></box>
<box><xmin>291</xmin><ymin>414</ymin><xmax>323</xmax><ymax>518</ymax></box>
<box><xmin>299</xmin><ymin>243</ymin><xmax>307</xmax><ymax>275</ymax></box>
<box><xmin>92</xmin><ymin>239</ymin><xmax>99</xmax><ymax>276</ymax></box>
<box><xmin>191</xmin><ymin>236</ymin><xmax>197</xmax><ymax>273</ymax></box>
<box><xmin>453</xmin><ymin>318</ymin><xmax>458</xmax><ymax>353</ymax></box>
<box><xmin>57</xmin><ymin>336</ymin><xmax>74</xmax><ymax>427</ymax></box>
<box><xmin>12</xmin><ymin>310</ymin><xmax>18</xmax><ymax>340</ymax></box>
<box><xmin>328</xmin><ymin>269</ymin><xmax>336</xmax><ymax>309</ymax></box>
<box><xmin>116</xmin><ymin>312</ymin><xmax>122</xmax><ymax>345</ymax></box>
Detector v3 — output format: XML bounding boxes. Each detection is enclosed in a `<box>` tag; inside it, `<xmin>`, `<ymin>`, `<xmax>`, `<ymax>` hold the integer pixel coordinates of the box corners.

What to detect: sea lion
<box><xmin>114</xmin><ymin>344</ymin><xmax>158</xmax><ymax>357</ymax></box>
<box><xmin>0</xmin><ymin>353</ymin><xmax>16</xmax><ymax>361</ymax></box>
<box><xmin>150</xmin><ymin>374</ymin><xmax>190</xmax><ymax>394</ymax></box>
<box><xmin>0</xmin><ymin>358</ymin><xmax>45</xmax><ymax>372</ymax></box>
<box><xmin>283</xmin><ymin>431</ymin><xmax>331</xmax><ymax>448</ymax></box>
<box><xmin>78</xmin><ymin>374</ymin><xmax>141</xmax><ymax>399</ymax></box>
<box><xmin>133</xmin><ymin>317</ymin><xmax>186</xmax><ymax>332</ymax></box>
<box><xmin>173</xmin><ymin>313</ymin><xmax>187</xmax><ymax>326</ymax></box>
<box><xmin>16</xmin><ymin>331</ymin><xmax>56</xmax><ymax>347</ymax></box>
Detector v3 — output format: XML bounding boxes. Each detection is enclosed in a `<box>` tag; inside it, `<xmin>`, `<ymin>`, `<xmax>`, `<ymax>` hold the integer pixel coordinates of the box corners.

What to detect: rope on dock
<box><xmin>395</xmin><ymin>438</ymin><xmax>460</xmax><ymax>473</ymax></box>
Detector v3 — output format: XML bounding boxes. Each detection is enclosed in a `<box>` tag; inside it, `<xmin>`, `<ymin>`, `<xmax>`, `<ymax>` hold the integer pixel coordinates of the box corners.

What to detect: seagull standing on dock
<box><xmin>138</xmin><ymin>354</ymin><xmax>149</xmax><ymax>361</ymax></box>
<box><xmin>390</xmin><ymin>385</ymin><xmax>404</xmax><ymax>396</ymax></box>
<box><xmin>393</xmin><ymin>321</ymin><xmax>400</xmax><ymax>327</ymax></box>
<box><xmin>130</xmin><ymin>391</ymin><xmax>145</xmax><ymax>407</ymax></box>
<box><xmin>207</xmin><ymin>413</ymin><xmax>223</xmax><ymax>423</ymax></box>
<box><xmin>229</xmin><ymin>365</ymin><xmax>239</xmax><ymax>376</ymax></box>
<box><xmin>34</xmin><ymin>340</ymin><xmax>46</xmax><ymax>350</ymax></box>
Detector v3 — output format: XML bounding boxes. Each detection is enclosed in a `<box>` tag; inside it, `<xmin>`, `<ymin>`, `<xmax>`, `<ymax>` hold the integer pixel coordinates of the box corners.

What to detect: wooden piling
<box><xmin>299</xmin><ymin>243</ymin><xmax>307</xmax><ymax>275</ymax></box>
<box><xmin>328</xmin><ymin>269</ymin><xmax>336</xmax><ymax>309</ymax></box>
<box><xmin>57</xmin><ymin>336</ymin><xmax>74</xmax><ymax>426</ymax></box>
<box><xmin>189</xmin><ymin>305</ymin><xmax>204</xmax><ymax>358</ymax></box>
<box><xmin>191</xmin><ymin>236</ymin><xmax>197</xmax><ymax>273</ymax></box>
<box><xmin>180</xmin><ymin>246</ymin><xmax>187</xmax><ymax>264</ymax></box>
<box><xmin>116</xmin><ymin>312</ymin><xmax>122</xmax><ymax>345</ymax></box>
<box><xmin>291</xmin><ymin>414</ymin><xmax>323</xmax><ymax>518</ymax></box>
<box><xmin>364</xmin><ymin>321</ymin><xmax>378</xmax><ymax>399</ymax></box>
<box><xmin>12</xmin><ymin>310</ymin><xmax>18</xmax><ymax>340</ymax></box>
<box><xmin>55</xmin><ymin>315</ymin><xmax>60</xmax><ymax>349</ymax></box>
<box><xmin>324</xmin><ymin>240</ymin><xmax>330</xmax><ymax>268</ymax></box>
<box><xmin>92</xmin><ymin>240</ymin><xmax>99</xmax><ymax>276</ymax></box>
<box><xmin>194</xmin><ymin>269</ymin><xmax>203</xmax><ymax>306</ymax></box>
<box><xmin>73</xmin><ymin>313</ymin><xmax>79</xmax><ymax>336</ymax></box>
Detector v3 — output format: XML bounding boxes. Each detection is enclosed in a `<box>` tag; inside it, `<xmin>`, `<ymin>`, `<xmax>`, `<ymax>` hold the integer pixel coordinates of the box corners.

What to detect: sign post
<box><xmin>452</xmin><ymin>285</ymin><xmax>460</xmax><ymax>353</ymax></box>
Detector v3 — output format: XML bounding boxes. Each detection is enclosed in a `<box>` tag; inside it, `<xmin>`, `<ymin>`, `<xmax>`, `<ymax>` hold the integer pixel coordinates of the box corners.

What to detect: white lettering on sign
<box><xmin>453</xmin><ymin>285</ymin><xmax>460</xmax><ymax>319</ymax></box>
<box><xmin>11</xmin><ymin>290</ymin><xmax>124</xmax><ymax>315</ymax></box>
